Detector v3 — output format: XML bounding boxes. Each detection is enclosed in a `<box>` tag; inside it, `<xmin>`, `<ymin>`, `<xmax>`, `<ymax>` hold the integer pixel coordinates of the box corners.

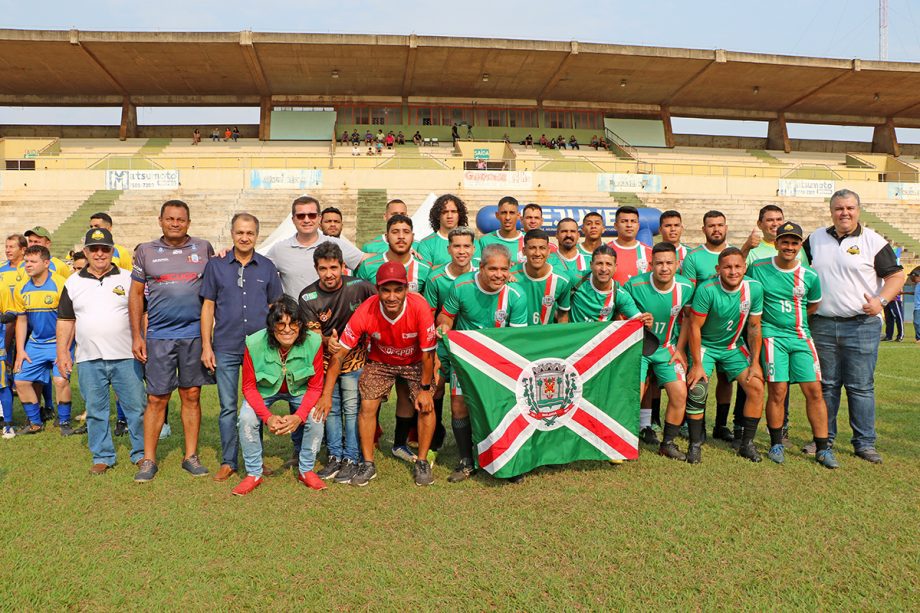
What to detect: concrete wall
<box><xmin>0</xmin><ymin>125</ymin><xmax>260</xmax><ymax>139</ymax></box>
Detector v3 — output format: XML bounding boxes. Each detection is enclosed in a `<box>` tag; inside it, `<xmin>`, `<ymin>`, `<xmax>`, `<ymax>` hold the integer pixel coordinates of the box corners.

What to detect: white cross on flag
<box><xmin>445</xmin><ymin>320</ymin><xmax>642</xmax><ymax>478</ymax></box>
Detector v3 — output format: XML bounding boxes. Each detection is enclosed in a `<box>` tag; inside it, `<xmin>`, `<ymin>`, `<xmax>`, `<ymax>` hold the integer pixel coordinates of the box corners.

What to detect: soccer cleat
<box><xmin>855</xmin><ymin>447</ymin><xmax>882</xmax><ymax>464</ymax></box>
<box><xmin>414</xmin><ymin>459</ymin><xmax>434</xmax><ymax>486</ymax></box>
<box><xmin>737</xmin><ymin>441</ymin><xmax>762</xmax><ymax>463</ymax></box>
<box><xmin>181</xmin><ymin>454</ymin><xmax>209</xmax><ymax>477</ymax></box>
<box><xmin>816</xmin><ymin>448</ymin><xmax>840</xmax><ymax>469</ymax></box>
<box><xmin>114</xmin><ymin>420</ymin><xmax>128</xmax><ymax>437</ymax></box>
<box><xmin>679</xmin><ymin>423</ymin><xmax>689</xmax><ymax>439</ymax></box>
<box><xmin>17</xmin><ymin>423</ymin><xmax>44</xmax><ymax>436</ymax></box>
<box><xmin>767</xmin><ymin>444</ymin><xmax>785</xmax><ymax>464</ymax></box>
<box><xmin>134</xmin><ymin>459</ymin><xmax>158</xmax><ymax>482</ymax></box>
<box><xmin>391</xmin><ymin>445</ymin><xmax>418</xmax><ymax>463</ymax></box>
<box><xmin>298</xmin><ymin>471</ymin><xmax>327</xmax><ymax>491</ymax></box>
<box><xmin>2</xmin><ymin>425</ymin><xmax>15</xmax><ymax>439</ymax></box>
<box><xmin>658</xmin><ymin>441</ymin><xmax>687</xmax><ymax>461</ymax></box>
<box><xmin>712</xmin><ymin>426</ymin><xmax>734</xmax><ymax>442</ymax></box>
<box><xmin>350</xmin><ymin>461</ymin><xmax>377</xmax><ymax>487</ymax></box>
<box><xmin>639</xmin><ymin>427</ymin><xmax>659</xmax><ymax>445</ymax></box>
<box><xmin>686</xmin><ymin>443</ymin><xmax>703</xmax><ymax>464</ymax></box>
<box><xmin>506</xmin><ymin>474</ymin><xmax>526</xmax><ymax>484</ymax></box>
<box><xmin>801</xmin><ymin>441</ymin><xmax>817</xmax><ymax>456</ymax></box>
<box><xmin>232</xmin><ymin>476</ymin><xmax>263</xmax><ymax>496</ymax></box>
<box><xmin>40</xmin><ymin>406</ymin><xmax>55</xmax><ymax>423</ymax></box>
<box><xmin>159</xmin><ymin>422</ymin><xmax>171</xmax><ymax>439</ymax></box>
<box><xmin>333</xmin><ymin>458</ymin><xmax>359</xmax><ymax>484</ymax></box>
<box><xmin>59</xmin><ymin>421</ymin><xmax>87</xmax><ymax>437</ymax></box>
<box><xmin>315</xmin><ymin>457</ymin><xmax>342</xmax><ymax>480</ymax></box>
<box><xmin>731</xmin><ymin>428</ymin><xmax>743</xmax><ymax>451</ymax></box>
<box><xmin>447</xmin><ymin>458</ymin><xmax>475</xmax><ymax>483</ymax></box>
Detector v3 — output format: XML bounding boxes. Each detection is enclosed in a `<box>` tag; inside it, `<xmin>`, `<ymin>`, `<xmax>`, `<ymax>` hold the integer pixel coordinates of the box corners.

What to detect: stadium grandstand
<box><xmin>2</xmin><ymin>29</ymin><xmax>920</xmax><ymax>265</ymax></box>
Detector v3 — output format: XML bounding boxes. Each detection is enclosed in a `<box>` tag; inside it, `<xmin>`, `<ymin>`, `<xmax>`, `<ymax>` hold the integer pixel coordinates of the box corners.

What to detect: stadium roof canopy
<box><xmin>2</xmin><ymin>29</ymin><xmax>920</xmax><ymax>128</ymax></box>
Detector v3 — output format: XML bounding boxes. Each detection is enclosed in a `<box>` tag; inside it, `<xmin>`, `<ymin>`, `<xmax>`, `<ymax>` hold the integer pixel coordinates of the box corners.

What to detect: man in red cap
<box><xmin>316</xmin><ymin>261</ymin><xmax>437</xmax><ymax>487</ymax></box>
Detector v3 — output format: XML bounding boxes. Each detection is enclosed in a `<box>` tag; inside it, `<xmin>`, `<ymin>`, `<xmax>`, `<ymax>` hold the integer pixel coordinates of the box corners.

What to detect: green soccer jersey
<box><xmin>423</xmin><ymin>263</ymin><xmax>476</xmax><ymax>312</ymax></box>
<box><xmin>509</xmin><ymin>264</ymin><xmax>572</xmax><ymax>325</ymax></box>
<box><xmin>569</xmin><ymin>276</ymin><xmax>641</xmax><ymax>323</ymax></box>
<box><xmin>625</xmin><ymin>272</ymin><xmax>694</xmax><ymax>347</ymax></box>
<box><xmin>680</xmin><ymin>245</ymin><xmax>727</xmax><ymax>286</ymax></box>
<box><xmin>442</xmin><ymin>272</ymin><xmax>528</xmax><ymax>330</ymax></box>
<box><xmin>548</xmin><ymin>250</ymin><xmax>592</xmax><ymax>284</ymax></box>
<box><xmin>746</xmin><ymin>258</ymin><xmax>821</xmax><ymax>339</ymax></box>
<box><xmin>690</xmin><ymin>278</ymin><xmax>764</xmax><ymax>350</ymax></box>
<box><xmin>355</xmin><ymin>253</ymin><xmax>432</xmax><ymax>295</ymax></box>
<box><xmin>745</xmin><ymin>240</ymin><xmax>810</xmax><ymax>266</ymax></box>
<box><xmin>477</xmin><ymin>230</ymin><xmax>525</xmax><ymax>264</ymax></box>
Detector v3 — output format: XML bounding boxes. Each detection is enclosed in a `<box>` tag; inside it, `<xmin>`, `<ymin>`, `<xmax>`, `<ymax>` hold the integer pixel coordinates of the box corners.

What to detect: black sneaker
<box><xmin>737</xmin><ymin>441</ymin><xmax>762</xmax><ymax>463</ymax></box>
<box><xmin>181</xmin><ymin>454</ymin><xmax>209</xmax><ymax>477</ymax></box>
<box><xmin>658</xmin><ymin>441</ymin><xmax>687</xmax><ymax>461</ymax></box>
<box><xmin>134</xmin><ymin>459</ymin><xmax>158</xmax><ymax>482</ymax></box>
<box><xmin>414</xmin><ymin>459</ymin><xmax>434</xmax><ymax>486</ymax></box>
<box><xmin>316</xmin><ymin>456</ymin><xmax>342</xmax><ymax>480</ymax></box>
<box><xmin>350</xmin><ymin>461</ymin><xmax>377</xmax><ymax>487</ymax></box>
<box><xmin>40</xmin><ymin>406</ymin><xmax>55</xmax><ymax>423</ymax></box>
<box><xmin>447</xmin><ymin>458</ymin><xmax>476</xmax><ymax>483</ymax></box>
<box><xmin>639</xmin><ymin>426</ymin><xmax>659</xmax><ymax>445</ymax></box>
<box><xmin>59</xmin><ymin>421</ymin><xmax>87</xmax><ymax>437</ymax></box>
<box><xmin>333</xmin><ymin>458</ymin><xmax>359</xmax><ymax>484</ymax></box>
<box><xmin>731</xmin><ymin>428</ymin><xmax>743</xmax><ymax>451</ymax></box>
<box><xmin>712</xmin><ymin>426</ymin><xmax>734</xmax><ymax>442</ymax></box>
<box><xmin>855</xmin><ymin>447</ymin><xmax>883</xmax><ymax>464</ymax></box>
<box><xmin>686</xmin><ymin>443</ymin><xmax>703</xmax><ymax>464</ymax></box>
<box><xmin>114</xmin><ymin>420</ymin><xmax>128</xmax><ymax>437</ymax></box>
<box><xmin>17</xmin><ymin>423</ymin><xmax>44</xmax><ymax>435</ymax></box>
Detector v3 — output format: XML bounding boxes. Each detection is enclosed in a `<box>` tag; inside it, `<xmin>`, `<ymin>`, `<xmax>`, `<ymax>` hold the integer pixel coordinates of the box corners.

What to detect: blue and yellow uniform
<box><xmin>12</xmin><ymin>272</ymin><xmax>68</xmax><ymax>383</ymax></box>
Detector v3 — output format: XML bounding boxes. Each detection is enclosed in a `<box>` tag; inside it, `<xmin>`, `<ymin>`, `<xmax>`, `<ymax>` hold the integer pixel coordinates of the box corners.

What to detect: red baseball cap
<box><xmin>375</xmin><ymin>261</ymin><xmax>408</xmax><ymax>287</ymax></box>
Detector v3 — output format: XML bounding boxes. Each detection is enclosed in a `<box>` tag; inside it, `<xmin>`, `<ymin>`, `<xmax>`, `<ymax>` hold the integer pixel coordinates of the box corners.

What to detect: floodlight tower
<box><xmin>880</xmin><ymin>0</ymin><xmax>889</xmax><ymax>60</ymax></box>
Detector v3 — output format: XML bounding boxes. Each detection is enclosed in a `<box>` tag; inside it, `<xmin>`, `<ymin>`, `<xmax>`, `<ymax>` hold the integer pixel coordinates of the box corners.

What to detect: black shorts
<box><xmin>145</xmin><ymin>337</ymin><xmax>215</xmax><ymax>396</ymax></box>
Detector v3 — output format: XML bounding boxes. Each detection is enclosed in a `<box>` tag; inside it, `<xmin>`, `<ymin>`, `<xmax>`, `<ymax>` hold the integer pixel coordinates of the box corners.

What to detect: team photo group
<box><xmin>0</xmin><ymin>187</ymin><xmax>903</xmax><ymax>494</ymax></box>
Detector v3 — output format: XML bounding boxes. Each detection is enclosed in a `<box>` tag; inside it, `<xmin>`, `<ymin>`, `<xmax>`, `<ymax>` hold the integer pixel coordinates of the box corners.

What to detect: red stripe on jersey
<box><xmin>793</xmin><ymin>267</ymin><xmax>805</xmax><ymax>339</ymax></box>
<box><xmin>495</xmin><ymin>286</ymin><xmax>509</xmax><ymax>328</ymax></box>
<box><xmin>727</xmin><ymin>281</ymin><xmax>748</xmax><ymax>350</ymax></box>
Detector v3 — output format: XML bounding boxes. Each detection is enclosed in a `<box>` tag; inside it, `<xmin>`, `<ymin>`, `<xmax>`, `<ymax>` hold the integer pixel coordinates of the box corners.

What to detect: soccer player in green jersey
<box><xmin>355</xmin><ymin>214</ymin><xmax>431</xmax><ymax>295</ymax></box>
<box><xmin>625</xmin><ymin>243</ymin><xmax>694</xmax><ymax>460</ymax></box>
<box><xmin>477</xmin><ymin>196</ymin><xmax>525</xmax><ymax>263</ymax></box>
<box><xmin>417</xmin><ymin>194</ymin><xmax>471</xmax><ymax>268</ymax></box>
<box><xmin>746</xmin><ymin>222</ymin><xmax>837</xmax><ymax>468</ymax></box>
<box><xmin>687</xmin><ymin>247</ymin><xmax>765</xmax><ymax>463</ymax></box>
<box><xmin>580</xmin><ymin>211</ymin><xmax>606</xmax><ymax>256</ymax></box>
<box><xmin>436</xmin><ymin>243</ymin><xmax>528</xmax><ymax>484</ymax></box>
<box><xmin>360</xmin><ymin>199</ymin><xmax>417</xmax><ymax>253</ymax></box>
<box><xmin>658</xmin><ymin>210</ymin><xmax>691</xmax><ymax>266</ymax></box>
<box><xmin>549</xmin><ymin>217</ymin><xmax>591</xmax><ymax>283</ymax></box>
<box><xmin>569</xmin><ymin>245</ymin><xmax>651</xmax><ymax>326</ymax></box>
<box><xmin>512</xmin><ymin>229</ymin><xmax>571</xmax><ymax>325</ymax></box>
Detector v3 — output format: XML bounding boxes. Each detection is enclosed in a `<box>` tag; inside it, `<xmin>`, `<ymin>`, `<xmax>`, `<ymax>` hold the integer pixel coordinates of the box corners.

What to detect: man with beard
<box><xmin>569</xmin><ymin>245</ymin><xmax>651</xmax><ymax>326</ymax></box>
<box><xmin>549</xmin><ymin>218</ymin><xmax>591</xmax><ymax>283</ymax></box>
<box><xmin>319</xmin><ymin>207</ymin><xmax>344</xmax><ymax>239</ymax></box>
<box><xmin>361</xmin><ymin>199</ymin><xmax>418</xmax><ymax>254</ymax></box>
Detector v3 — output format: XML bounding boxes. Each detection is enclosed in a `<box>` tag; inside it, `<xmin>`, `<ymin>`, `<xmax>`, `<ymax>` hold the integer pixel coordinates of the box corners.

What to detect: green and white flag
<box><xmin>445</xmin><ymin>320</ymin><xmax>642</xmax><ymax>478</ymax></box>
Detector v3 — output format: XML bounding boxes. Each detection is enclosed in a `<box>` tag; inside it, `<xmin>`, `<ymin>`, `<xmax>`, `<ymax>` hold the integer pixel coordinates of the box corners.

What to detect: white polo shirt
<box><xmin>58</xmin><ymin>265</ymin><xmax>134</xmax><ymax>363</ymax></box>
<box><xmin>804</xmin><ymin>225</ymin><xmax>902</xmax><ymax>318</ymax></box>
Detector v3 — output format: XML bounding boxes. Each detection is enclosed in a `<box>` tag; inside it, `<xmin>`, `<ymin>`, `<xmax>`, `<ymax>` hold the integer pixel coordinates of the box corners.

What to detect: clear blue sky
<box><xmin>3</xmin><ymin>0</ymin><xmax>919</xmax><ymax>140</ymax></box>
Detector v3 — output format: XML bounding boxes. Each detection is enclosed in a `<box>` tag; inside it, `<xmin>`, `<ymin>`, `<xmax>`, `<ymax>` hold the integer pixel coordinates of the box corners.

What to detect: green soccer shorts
<box><xmin>641</xmin><ymin>345</ymin><xmax>686</xmax><ymax>385</ymax></box>
<box><xmin>761</xmin><ymin>336</ymin><xmax>821</xmax><ymax>383</ymax></box>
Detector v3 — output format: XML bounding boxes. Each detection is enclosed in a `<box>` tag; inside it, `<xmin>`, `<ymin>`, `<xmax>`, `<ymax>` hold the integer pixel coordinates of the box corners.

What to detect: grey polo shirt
<box><xmin>265</xmin><ymin>234</ymin><xmax>364</xmax><ymax>298</ymax></box>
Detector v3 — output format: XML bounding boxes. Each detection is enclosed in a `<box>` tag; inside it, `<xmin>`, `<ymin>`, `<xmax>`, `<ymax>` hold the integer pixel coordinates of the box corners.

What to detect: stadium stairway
<box><xmin>51</xmin><ymin>189</ymin><xmax>123</xmax><ymax>257</ymax></box>
<box><xmin>0</xmin><ymin>190</ymin><xmax>97</xmax><ymax>247</ymax></box>
<box><xmin>356</xmin><ymin>189</ymin><xmax>389</xmax><ymax>246</ymax></box>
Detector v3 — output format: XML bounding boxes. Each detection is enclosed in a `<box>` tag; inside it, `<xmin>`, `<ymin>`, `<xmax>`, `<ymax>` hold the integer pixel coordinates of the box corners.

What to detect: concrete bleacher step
<box><xmin>51</xmin><ymin>189</ymin><xmax>124</xmax><ymax>257</ymax></box>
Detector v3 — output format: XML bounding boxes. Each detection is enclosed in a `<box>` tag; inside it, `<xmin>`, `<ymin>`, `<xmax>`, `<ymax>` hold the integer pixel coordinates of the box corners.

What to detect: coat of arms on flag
<box><xmin>445</xmin><ymin>320</ymin><xmax>643</xmax><ymax>478</ymax></box>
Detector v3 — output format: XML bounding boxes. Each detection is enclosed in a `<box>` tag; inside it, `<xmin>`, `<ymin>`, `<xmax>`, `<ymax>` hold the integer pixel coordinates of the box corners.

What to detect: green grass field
<box><xmin>3</xmin><ymin>344</ymin><xmax>918</xmax><ymax>609</ymax></box>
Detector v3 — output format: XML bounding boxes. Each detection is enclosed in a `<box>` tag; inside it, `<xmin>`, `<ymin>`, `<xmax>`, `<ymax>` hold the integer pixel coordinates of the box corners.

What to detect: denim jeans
<box><xmin>238</xmin><ymin>392</ymin><xmax>324</xmax><ymax>477</ymax></box>
<box><xmin>77</xmin><ymin>359</ymin><xmax>146</xmax><ymax>466</ymax></box>
<box><xmin>914</xmin><ymin>306</ymin><xmax>920</xmax><ymax>341</ymax></box>
<box><xmin>811</xmin><ymin>315</ymin><xmax>881</xmax><ymax>451</ymax></box>
<box><xmin>215</xmin><ymin>351</ymin><xmax>243</xmax><ymax>470</ymax></box>
<box><xmin>326</xmin><ymin>368</ymin><xmax>361</xmax><ymax>462</ymax></box>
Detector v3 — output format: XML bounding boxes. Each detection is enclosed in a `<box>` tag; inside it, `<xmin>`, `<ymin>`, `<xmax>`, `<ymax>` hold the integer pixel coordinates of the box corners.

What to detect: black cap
<box><xmin>775</xmin><ymin>222</ymin><xmax>804</xmax><ymax>241</ymax></box>
<box><xmin>83</xmin><ymin>228</ymin><xmax>115</xmax><ymax>247</ymax></box>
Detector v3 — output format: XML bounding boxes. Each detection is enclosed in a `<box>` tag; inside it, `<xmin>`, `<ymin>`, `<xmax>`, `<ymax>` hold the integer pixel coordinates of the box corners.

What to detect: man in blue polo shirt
<box><xmin>200</xmin><ymin>213</ymin><xmax>283</xmax><ymax>483</ymax></box>
<box><xmin>131</xmin><ymin>200</ymin><xmax>215</xmax><ymax>482</ymax></box>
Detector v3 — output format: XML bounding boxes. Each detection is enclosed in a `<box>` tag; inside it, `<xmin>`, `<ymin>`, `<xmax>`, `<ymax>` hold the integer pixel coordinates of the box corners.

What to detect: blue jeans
<box><xmin>238</xmin><ymin>392</ymin><xmax>324</xmax><ymax>478</ymax></box>
<box><xmin>914</xmin><ymin>306</ymin><xmax>920</xmax><ymax>340</ymax></box>
<box><xmin>77</xmin><ymin>359</ymin><xmax>146</xmax><ymax>466</ymax></box>
<box><xmin>326</xmin><ymin>369</ymin><xmax>361</xmax><ymax>462</ymax></box>
<box><xmin>215</xmin><ymin>351</ymin><xmax>243</xmax><ymax>470</ymax></box>
<box><xmin>811</xmin><ymin>315</ymin><xmax>881</xmax><ymax>451</ymax></box>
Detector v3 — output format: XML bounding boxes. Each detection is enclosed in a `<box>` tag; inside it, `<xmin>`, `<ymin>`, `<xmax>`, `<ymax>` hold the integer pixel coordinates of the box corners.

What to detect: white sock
<box><xmin>640</xmin><ymin>408</ymin><xmax>652</xmax><ymax>429</ymax></box>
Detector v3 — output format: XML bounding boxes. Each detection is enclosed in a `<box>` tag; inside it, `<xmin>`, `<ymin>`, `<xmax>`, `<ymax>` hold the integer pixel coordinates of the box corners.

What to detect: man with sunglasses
<box><xmin>56</xmin><ymin>228</ymin><xmax>147</xmax><ymax>475</ymax></box>
<box><xmin>266</xmin><ymin>196</ymin><xmax>366</xmax><ymax>300</ymax></box>
<box><xmin>200</xmin><ymin>213</ymin><xmax>284</xmax><ymax>483</ymax></box>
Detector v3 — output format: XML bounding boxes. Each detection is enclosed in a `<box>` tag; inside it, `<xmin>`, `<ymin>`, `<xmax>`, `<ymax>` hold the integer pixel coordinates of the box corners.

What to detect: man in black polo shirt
<box><xmin>299</xmin><ymin>242</ymin><xmax>376</xmax><ymax>484</ymax></box>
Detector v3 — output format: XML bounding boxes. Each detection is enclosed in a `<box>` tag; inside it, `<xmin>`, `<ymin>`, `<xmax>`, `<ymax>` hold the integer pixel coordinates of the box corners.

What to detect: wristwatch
<box><xmin>879</xmin><ymin>296</ymin><xmax>889</xmax><ymax>307</ymax></box>
<box><xmin>420</xmin><ymin>383</ymin><xmax>432</xmax><ymax>391</ymax></box>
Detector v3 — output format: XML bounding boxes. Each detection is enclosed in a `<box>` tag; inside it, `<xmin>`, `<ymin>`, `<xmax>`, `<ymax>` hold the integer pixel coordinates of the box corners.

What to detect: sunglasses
<box><xmin>87</xmin><ymin>245</ymin><xmax>113</xmax><ymax>253</ymax></box>
<box><xmin>273</xmin><ymin>321</ymin><xmax>301</xmax><ymax>332</ymax></box>
<box><xmin>294</xmin><ymin>212</ymin><xmax>319</xmax><ymax>221</ymax></box>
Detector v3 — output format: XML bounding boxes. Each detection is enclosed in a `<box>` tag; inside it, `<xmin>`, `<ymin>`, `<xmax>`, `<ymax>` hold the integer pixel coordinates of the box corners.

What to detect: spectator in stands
<box><xmin>341</xmin><ymin>131</ymin><xmax>349</xmax><ymax>145</ymax></box>
<box><xmin>232</xmin><ymin>127</ymin><xmax>240</xmax><ymax>142</ymax></box>
<box><xmin>366</xmin><ymin>145</ymin><xmax>375</xmax><ymax>156</ymax></box>
<box><xmin>476</xmin><ymin>159</ymin><xmax>487</xmax><ymax>170</ymax></box>
<box><xmin>89</xmin><ymin>212</ymin><xmax>133</xmax><ymax>270</ymax></box>
<box><xmin>231</xmin><ymin>297</ymin><xmax>327</xmax><ymax>496</ymax></box>
<box><xmin>524</xmin><ymin>134</ymin><xmax>533</xmax><ymax>148</ymax></box>
<box><xmin>569</xmin><ymin>135</ymin><xmax>580</xmax><ymax>150</ymax></box>
<box><xmin>265</xmin><ymin>195</ymin><xmax>365</xmax><ymax>299</ymax></box>
<box><xmin>351</xmin><ymin>130</ymin><xmax>360</xmax><ymax>145</ymax></box>
<box><xmin>56</xmin><ymin>228</ymin><xmax>146</xmax><ymax>475</ymax></box>
<box><xmin>590</xmin><ymin>135</ymin><xmax>599</xmax><ymax>150</ymax></box>
<box><xmin>503</xmin><ymin>133</ymin><xmax>511</xmax><ymax>144</ymax></box>
<box><xmin>539</xmin><ymin>134</ymin><xmax>549</xmax><ymax>148</ymax></box>
<box><xmin>802</xmin><ymin>189</ymin><xmax>905</xmax><ymax>464</ymax></box>
<box><xmin>224</xmin><ymin>127</ymin><xmax>232</xmax><ymax>142</ymax></box>
<box><xmin>192</xmin><ymin>128</ymin><xmax>201</xmax><ymax>145</ymax></box>
<box><xmin>396</xmin><ymin>131</ymin><xmax>405</xmax><ymax>145</ymax></box>
<box><xmin>413</xmin><ymin>131</ymin><xmax>422</xmax><ymax>146</ymax></box>
<box><xmin>556</xmin><ymin>135</ymin><xmax>567</xmax><ymax>149</ymax></box>
<box><xmin>351</xmin><ymin>144</ymin><xmax>360</xmax><ymax>156</ymax></box>
<box><xmin>320</xmin><ymin>207</ymin><xmax>344</xmax><ymax>238</ymax></box>
<box><xmin>911</xmin><ymin>265</ymin><xmax>920</xmax><ymax>343</ymax></box>
<box><xmin>598</xmin><ymin>135</ymin><xmax>609</xmax><ymax>150</ymax></box>
<box><xmin>375</xmin><ymin>140</ymin><xmax>383</xmax><ymax>155</ymax></box>
<box><xmin>211</xmin><ymin>128</ymin><xmax>220</xmax><ymax>142</ymax></box>
<box><xmin>200</xmin><ymin>213</ymin><xmax>283</xmax><ymax>484</ymax></box>
<box><xmin>376</xmin><ymin>129</ymin><xmax>385</xmax><ymax>143</ymax></box>
<box><xmin>131</xmin><ymin>200</ymin><xmax>215</xmax><ymax>482</ymax></box>
<box><xmin>364</xmin><ymin>130</ymin><xmax>373</xmax><ymax>144</ymax></box>
<box><xmin>451</xmin><ymin>124</ymin><xmax>459</xmax><ymax>144</ymax></box>
<box><xmin>385</xmin><ymin>132</ymin><xmax>395</xmax><ymax>149</ymax></box>
<box><xmin>24</xmin><ymin>226</ymin><xmax>71</xmax><ymax>278</ymax></box>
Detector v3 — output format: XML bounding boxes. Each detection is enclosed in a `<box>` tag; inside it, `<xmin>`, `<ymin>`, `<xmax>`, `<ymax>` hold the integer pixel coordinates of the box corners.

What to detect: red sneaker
<box><xmin>298</xmin><ymin>470</ymin><xmax>327</xmax><ymax>491</ymax></box>
<box><xmin>231</xmin><ymin>475</ymin><xmax>262</xmax><ymax>496</ymax></box>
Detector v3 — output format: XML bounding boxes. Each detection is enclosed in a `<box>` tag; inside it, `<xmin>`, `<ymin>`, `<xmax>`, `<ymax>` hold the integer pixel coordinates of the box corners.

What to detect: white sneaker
<box><xmin>2</xmin><ymin>426</ymin><xmax>15</xmax><ymax>439</ymax></box>
<box><xmin>159</xmin><ymin>423</ymin><xmax>171</xmax><ymax>439</ymax></box>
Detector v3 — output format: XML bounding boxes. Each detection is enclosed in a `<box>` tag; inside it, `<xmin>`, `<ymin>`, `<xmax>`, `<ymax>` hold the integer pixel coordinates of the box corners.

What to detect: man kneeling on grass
<box><xmin>232</xmin><ymin>298</ymin><xmax>326</xmax><ymax>496</ymax></box>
